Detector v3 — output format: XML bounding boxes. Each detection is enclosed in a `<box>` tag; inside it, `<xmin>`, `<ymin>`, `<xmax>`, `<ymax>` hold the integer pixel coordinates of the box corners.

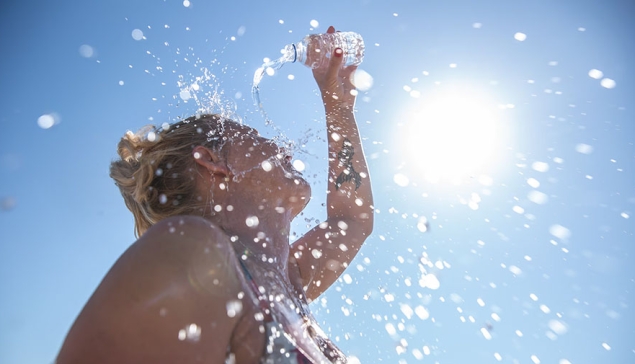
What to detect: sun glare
<box><xmin>400</xmin><ymin>86</ymin><xmax>504</xmax><ymax>184</ymax></box>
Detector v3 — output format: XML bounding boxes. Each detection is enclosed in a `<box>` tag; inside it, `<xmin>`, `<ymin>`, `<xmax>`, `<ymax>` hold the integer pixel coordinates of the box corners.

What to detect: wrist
<box><xmin>323</xmin><ymin>100</ymin><xmax>355</xmax><ymax>116</ymax></box>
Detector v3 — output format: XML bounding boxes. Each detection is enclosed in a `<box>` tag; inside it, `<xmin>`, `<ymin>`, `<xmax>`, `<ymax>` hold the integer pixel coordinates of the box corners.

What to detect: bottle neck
<box><xmin>291</xmin><ymin>43</ymin><xmax>298</xmax><ymax>63</ymax></box>
<box><xmin>292</xmin><ymin>40</ymin><xmax>307</xmax><ymax>65</ymax></box>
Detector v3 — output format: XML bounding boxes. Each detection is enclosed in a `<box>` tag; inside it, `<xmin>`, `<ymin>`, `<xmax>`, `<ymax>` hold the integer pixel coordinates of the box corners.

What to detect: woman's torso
<box><xmin>228</xmin><ymin>256</ymin><xmax>347</xmax><ymax>364</ymax></box>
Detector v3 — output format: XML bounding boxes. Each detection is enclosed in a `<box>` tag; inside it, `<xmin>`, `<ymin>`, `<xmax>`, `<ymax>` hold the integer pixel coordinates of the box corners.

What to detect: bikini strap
<box><xmin>237</xmin><ymin>258</ymin><xmax>271</xmax><ymax>314</ymax></box>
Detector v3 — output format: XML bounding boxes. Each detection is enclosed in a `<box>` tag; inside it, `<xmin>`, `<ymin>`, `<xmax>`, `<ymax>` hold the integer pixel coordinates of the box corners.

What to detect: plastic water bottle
<box><xmin>289</xmin><ymin>31</ymin><xmax>365</xmax><ymax>70</ymax></box>
<box><xmin>252</xmin><ymin>31</ymin><xmax>364</xmax><ymax>124</ymax></box>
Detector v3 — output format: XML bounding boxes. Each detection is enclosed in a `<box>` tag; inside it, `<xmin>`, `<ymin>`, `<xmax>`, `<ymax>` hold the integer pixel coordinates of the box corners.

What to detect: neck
<box><xmin>205</xmin><ymin>201</ymin><xmax>294</xmax><ymax>275</ymax></box>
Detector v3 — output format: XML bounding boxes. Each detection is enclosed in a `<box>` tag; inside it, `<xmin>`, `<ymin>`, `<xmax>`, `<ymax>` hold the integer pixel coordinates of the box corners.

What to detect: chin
<box><xmin>287</xmin><ymin>178</ymin><xmax>311</xmax><ymax>217</ymax></box>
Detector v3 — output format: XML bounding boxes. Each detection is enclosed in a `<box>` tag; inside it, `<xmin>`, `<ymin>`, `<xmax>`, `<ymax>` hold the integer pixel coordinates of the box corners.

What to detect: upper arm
<box><xmin>57</xmin><ymin>216</ymin><xmax>244</xmax><ymax>364</ymax></box>
<box><xmin>290</xmin><ymin>216</ymin><xmax>372</xmax><ymax>302</ymax></box>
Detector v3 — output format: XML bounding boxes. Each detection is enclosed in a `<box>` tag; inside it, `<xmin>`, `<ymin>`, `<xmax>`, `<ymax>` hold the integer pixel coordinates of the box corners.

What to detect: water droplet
<box><xmin>509</xmin><ymin>265</ymin><xmax>522</xmax><ymax>275</ymax></box>
<box><xmin>549</xmin><ymin>224</ymin><xmax>571</xmax><ymax>240</ymax></box>
<box><xmin>178</xmin><ymin>323</ymin><xmax>201</xmax><ymax>341</ymax></box>
<box><xmin>352</xmin><ymin>69</ymin><xmax>374</xmax><ymax>91</ymax></box>
<box><xmin>310</xmin><ymin>19</ymin><xmax>319</xmax><ymax>28</ymax></box>
<box><xmin>78</xmin><ymin>44</ymin><xmax>94</xmax><ymax>58</ymax></box>
<box><xmin>415</xmin><ymin>306</ymin><xmax>430</xmax><ymax>320</ymax></box>
<box><xmin>400</xmin><ymin>304</ymin><xmax>413</xmax><ymax>319</ymax></box>
<box><xmin>385</xmin><ymin>323</ymin><xmax>396</xmax><ymax>335</ymax></box>
<box><xmin>343</xmin><ymin>274</ymin><xmax>352</xmax><ymax>284</ymax></box>
<box><xmin>417</xmin><ymin>217</ymin><xmax>429</xmax><ymax>233</ymax></box>
<box><xmin>419</xmin><ymin>274</ymin><xmax>440</xmax><ymax>289</ymax></box>
<box><xmin>600</xmin><ymin>78</ymin><xmax>616</xmax><ymax>89</ymax></box>
<box><xmin>261</xmin><ymin>160</ymin><xmax>272</xmax><ymax>172</ymax></box>
<box><xmin>532</xmin><ymin>161</ymin><xmax>549</xmax><ymax>172</ymax></box>
<box><xmin>601</xmin><ymin>342</ymin><xmax>611</xmax><ymax>351</ymax></box>
<box><xmin>179</xmin><ymin>89</ymin><xmax>191</xmax><ymax>101</ymax></box>
<box><xmin>514</xmin><ymin>32</ymin><xmax>527</xmax><ymax>41</ymax></box>
<box><xmin>226</xmin><ymin>300</ymin><xmax>243</xmax><ymax>318</ymax></box>
<box><xmin>245</xmin><ymin>216</ymin><xmax>259</xmax><ymax>228</ymax></box>
<box><xmin>530</xmin><ymin>293</ymin><xmax>539</xmax><ymax>301</ymax></box>
<box><xmin>575</xmin><ymin>143</ymin><xmax>594</xmax><ymax>154</ymax></box>
<box><xmin>131</xmin><ymin>29</ymin><xmax>144</xmax><ymax>41</ymax></box>
<box><xmin>527</xmin><ymin>178</ymin><xmax>540</xmax><ymax>188</ymax></box>
<box><xmin>548</xmin><ymin>319</ymin><xmax>568</xmax><ymax>335</ymax></box>
<box><xmin>292</xmin><ymin>159</ymin><xmax>305</xmax><ymax>171</ymax></box>
<box><xmin>311</xmin><ymin>249</ymin><xmax>322</xmax><ymax>259</ymax></box>
<box><xmin>588</xmin><ymin>69</ymin><xmax>603</xmax><ymax>79</ymax></box>
<box><xmin>159</xmin><ymin>194</ymin><xmax>168</xmax><ymax>204</ymax></box>
<box><xmin>393</xmin><ymin>173</ymin><xmax>409</xmax><ymax>187</ymax></box>
<box><xmin>183</xmin><ymin>0</ymin><xmax>191</xmax><ymax>7</ymax></box>
<box><xmin>481</xmin><ymin>327</ymin><xmax>492</xmax><ymax>340</ymax></box>
<box><xmin>37</xmin><ymin>114</ymin><xmax>55</xmax><ymax>129</ymax></box>
<box><xmin>473</xmin><ymin>22</ymin><xmax>482</xmax><ymax>29</ymax></box>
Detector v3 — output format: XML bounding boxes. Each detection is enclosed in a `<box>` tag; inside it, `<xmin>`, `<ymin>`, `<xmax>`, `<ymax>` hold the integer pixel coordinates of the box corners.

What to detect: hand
<box><xmin>312</xmin><ymin>26</ymin><xmax>358</xmax><ymax>111</ymax></box>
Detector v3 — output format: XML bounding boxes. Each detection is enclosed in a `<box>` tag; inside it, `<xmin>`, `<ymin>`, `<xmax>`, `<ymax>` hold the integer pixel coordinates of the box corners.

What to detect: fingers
<box><xmin>326</xmin><ymin>48</ymin><xmax>344</xmax><ymax>81</ymax></box>
<box><xmin>327</xmin><ymin>26</ymin><xmax>335</xmax><ymax>33</ymax></box>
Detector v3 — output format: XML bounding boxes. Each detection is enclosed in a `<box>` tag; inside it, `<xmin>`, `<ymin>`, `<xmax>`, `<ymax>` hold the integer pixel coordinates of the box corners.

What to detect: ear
<box><xmin>192</xmin><ymin>146</ymin><xmax>230</xmax><ymax>178</ymax></box>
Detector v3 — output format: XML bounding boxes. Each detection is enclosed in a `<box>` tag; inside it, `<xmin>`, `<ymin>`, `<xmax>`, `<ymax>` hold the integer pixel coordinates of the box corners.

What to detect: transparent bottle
<box><xmin>290</xmin><ymin>31</ymin><xmax>365</xmax><ymax>69</ymax></box>
<box><xmin>253</xmin><ymin>31</ymin><xmax>365</xmax><ymax>96</ymax></box>
<box><xmin>252</xmin><ymin>31</ymin><xmax>365</xmax><ymax>122</ymax></box>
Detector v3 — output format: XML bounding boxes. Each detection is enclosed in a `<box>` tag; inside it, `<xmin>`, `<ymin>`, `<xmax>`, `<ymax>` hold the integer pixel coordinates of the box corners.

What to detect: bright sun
<box><xmin>400</xmin><ymin>85</ymin><xmax>505</xmax><ymax>184</ymax></box>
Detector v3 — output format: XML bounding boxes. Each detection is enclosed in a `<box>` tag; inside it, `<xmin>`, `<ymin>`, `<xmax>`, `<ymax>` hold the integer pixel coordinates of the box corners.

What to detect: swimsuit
<box><xmin>226</xmin><ymin>259</ymin><xmax>348</xmax><ymax>364</ymax></box>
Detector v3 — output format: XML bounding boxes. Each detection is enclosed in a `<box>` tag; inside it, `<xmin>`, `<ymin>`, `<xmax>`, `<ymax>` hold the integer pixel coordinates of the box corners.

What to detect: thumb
<box><xmin>325</xmin><ymin>48</ymin><xmax>344</xmax><ymax>81</ymax></box>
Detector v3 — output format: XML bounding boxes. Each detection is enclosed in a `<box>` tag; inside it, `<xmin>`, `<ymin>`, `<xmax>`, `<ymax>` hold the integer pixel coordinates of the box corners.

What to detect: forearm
<box><xmin>324</xmin><ymin>105</ymin><xmax>374</xmax><ymax>230</ymax></box>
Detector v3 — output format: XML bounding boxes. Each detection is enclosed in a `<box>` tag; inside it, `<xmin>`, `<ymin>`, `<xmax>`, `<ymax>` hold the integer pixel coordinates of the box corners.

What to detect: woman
<box><xmin>57</xmin><ymin>26</ymin><xmax>373</xmax><ymax>364</ymax></box>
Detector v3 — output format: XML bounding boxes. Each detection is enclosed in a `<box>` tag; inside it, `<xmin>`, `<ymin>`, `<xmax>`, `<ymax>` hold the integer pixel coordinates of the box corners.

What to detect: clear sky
<box><xmin>0</xmin><ymin>0</ymin><xmax>633</xmax><ymax>363</ymax></box>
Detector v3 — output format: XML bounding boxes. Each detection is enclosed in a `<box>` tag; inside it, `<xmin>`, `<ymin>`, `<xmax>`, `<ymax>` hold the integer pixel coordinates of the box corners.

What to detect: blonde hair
<box><xmin>109</xmin><ymin>114</ymin><xmax>226</xmax><ymax>238</ymax></box>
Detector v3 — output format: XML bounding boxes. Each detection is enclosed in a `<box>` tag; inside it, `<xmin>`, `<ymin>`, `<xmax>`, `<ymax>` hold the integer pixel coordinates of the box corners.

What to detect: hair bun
<box><xmin>110</xmin><ymin>114</ymin><xmax>224</xmax><ymax>237</ymax></box>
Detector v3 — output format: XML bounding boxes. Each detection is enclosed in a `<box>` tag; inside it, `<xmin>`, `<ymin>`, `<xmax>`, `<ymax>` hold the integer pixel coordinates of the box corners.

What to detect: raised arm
<box><xmin>290</xmin><ymin>26</ymin><xmax>374</xmax><ymax>302</ymax></box>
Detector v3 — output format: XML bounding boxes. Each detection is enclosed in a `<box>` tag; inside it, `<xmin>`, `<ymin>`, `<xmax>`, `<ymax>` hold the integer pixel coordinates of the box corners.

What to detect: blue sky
<box><xmin>0</xmin><ymin>0</ymin><xmax>633</xmax><ymax>363</ymax></box>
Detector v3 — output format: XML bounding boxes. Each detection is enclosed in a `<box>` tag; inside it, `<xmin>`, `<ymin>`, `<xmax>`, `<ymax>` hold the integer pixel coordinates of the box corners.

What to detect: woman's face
<box><xmin>220</xmin><ymin>121</ymin><xmax>311</xmax><ymax>214</ymax></box>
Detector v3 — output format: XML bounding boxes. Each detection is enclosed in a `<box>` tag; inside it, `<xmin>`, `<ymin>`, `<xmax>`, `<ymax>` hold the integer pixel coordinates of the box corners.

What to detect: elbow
<box><xmin>357</xmin><ymin>210</ymin><xmax>374</xmax><ymax>237</ymax></box>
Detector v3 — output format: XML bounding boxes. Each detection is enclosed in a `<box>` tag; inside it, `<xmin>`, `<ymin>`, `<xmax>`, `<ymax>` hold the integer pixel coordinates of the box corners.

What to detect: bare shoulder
<box><xmin>56</xmin><ymin>215</ymin><xmax>246</xmax><ymax>364</ymax></box>
<box><xmin>141</xmin><ymin>215</ymin><xmax>228</xmax><ymax>247</ymax></box>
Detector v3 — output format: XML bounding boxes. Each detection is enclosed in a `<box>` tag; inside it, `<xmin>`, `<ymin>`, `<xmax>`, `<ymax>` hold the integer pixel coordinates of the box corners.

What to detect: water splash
<box><xmin>252</xmin><ymin>47</ymin><xmax>296</xmax><ymax>125</ymax></box>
